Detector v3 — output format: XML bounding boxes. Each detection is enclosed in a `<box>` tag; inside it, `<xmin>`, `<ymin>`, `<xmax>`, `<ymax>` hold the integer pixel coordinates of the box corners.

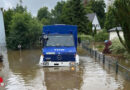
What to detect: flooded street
<box><xmin>0</xmin><ymin>48</ymin><xmax>130</xmax><ymax>90</ymax></box>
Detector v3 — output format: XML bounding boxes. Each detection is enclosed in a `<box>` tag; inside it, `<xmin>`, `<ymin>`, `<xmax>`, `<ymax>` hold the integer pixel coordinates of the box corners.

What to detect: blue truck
<box><xmin>39</xmin><ymin>25</ymin><xmax>79</xmax><ymax>66</ymax></box>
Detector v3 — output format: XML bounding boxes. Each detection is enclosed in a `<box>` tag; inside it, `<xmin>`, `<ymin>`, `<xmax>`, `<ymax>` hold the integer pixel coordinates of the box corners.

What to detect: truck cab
<box><xmin>39</xmin><ymin>25</ymin><xmax>79</xmax><ymax>66</ymax></box>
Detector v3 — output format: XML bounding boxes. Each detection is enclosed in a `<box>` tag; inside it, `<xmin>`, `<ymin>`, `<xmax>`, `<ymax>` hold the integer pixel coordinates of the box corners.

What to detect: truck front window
<box><xmin>45</xmin><ymin>35</ymin><xmax>74</xmax><ymax>47</ymax></box>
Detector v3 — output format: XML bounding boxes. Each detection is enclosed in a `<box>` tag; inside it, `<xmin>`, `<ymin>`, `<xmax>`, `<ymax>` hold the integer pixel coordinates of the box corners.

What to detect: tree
<box><xmin>4</xmin><ymin>2</ymin><xmax>42</xmax><ymax>49</ymax></box>
<box><xmin>61</xmin><ymin>0</ymin><xmax>89</xmax><ymax>34</ymax></box>
<box><xmin>104</xmin><ymin>6</ymin><xmax>117</xmax><ymax>31</ymax></box>
<box><xmin>51</xmin><ymin>1</ymin><xmax>66</xmax><ymax>24</ymax></box>
<box><xmin>28</xmin><ymin>18</ymin><xmax>42</xmax><ymax>46</ymax></box>
<box><xmin>7</xmin><ymin>12</ymin><xmax>41</xmax><ymax>49</ymax></box>
<box><xmin>37</xmin><ymin>7</ymin><xmax>51</xmax><ymax>21</ymax></box>
<box><xmin>87</xmin><ymin>22</ymin><xmax>93</xmax><ymax>35</ymax></box>
<box><xmin>4</xmin><ymin>2</ymin><xmax>27</xmax><ymax>37</ymax></box>
<box><xmin>3</xmin><ymin>9</ymin><xmax>14</xmax><ymax>37</ymax></box>
<box><xmin>14</xmin><ymin>4</ymin><xmax>27</xmax><ymax>13</ymax></box>
<box><xmin>41</xmin><ymin>18</ymin><xmax>50</xmax><ymax>25</ymax></box>
<box><xmin>112</xmin><ymin>0</ymin><xmax>130</xmax><ymax>53</ymax></box>
<box><xmin>86</xmin><ymin>0</ymin><xmax>106</xmax><ymax>28</ymax></box>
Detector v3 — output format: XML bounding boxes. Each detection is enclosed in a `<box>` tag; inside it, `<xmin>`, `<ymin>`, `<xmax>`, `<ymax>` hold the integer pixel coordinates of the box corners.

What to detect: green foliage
<box><xmin>110</xmin><ymin>39</ymin><xmax>130</xmax><ymax>60</ymax></box>
<box><xmin>95</xmin><ymin>44</ymin><xmax>104</xmax><ymax>52</ymax></box>
<box><xmin>94</xmin><ymin>30</ymin><xmax>109</xmax><ymax>42</ymax></box>
<box><xmin>124</xmin><ymin>52</ymin><xmax>130</xmax><ymax>60</ymax></box>
<box><xmin>92</xmin><ymin>27</ymin><xmax>97</xmax><ymax>37</ymax></box>
<box><xmin>85</xmin><ymin>6</ymin><xmax>93</xmax><ymax>14</ymax></box>
<box><xmin>78</xmin><ymin>34</ymin><xmax>94</xmax><ymax>41</ymax></box>
<box><xmin>87</xmin><ymin>22</ymin><xmax>93</xmax><ymax>35</ymax></box>
<box><xmin>3</xmin><ymin>3</ymin><xmax>27</xmax><ymax>37</ymax></box>
<box><xmin>4</xmin><ymin>3</ymin><xmax>42</xmax><ymax>49</ymax></box>
<box><xmin>51</xmin><ymin>1</ymin><xmax>66</xmax><ymax>24</ymax></box>
<box><xmin>110</xmin><ymin>39</ymin><xmax>126</xmax><ymax>54</ymax></box>
<box><xmin>7</xmin><ymin>12</ymin><xmax>42</xmax><ymax>49</ymax></box>
<box><xmin>14</xmin><ymin>4</ymin><xmax>27</xmax><ymax>13</ymax></box>
<box><xmin>104</xmin><ymin>6</ymin><xmax>117</xmax><ymax>31</ymax></box>
<box><xmin>85</xmin><ymin>0</ymin><xmax>105</xmax><ymax>28</ymax></box>
<box><xmin>3</xmin><ymin>9</ymin><xmax>14</xmax><ymax>37</ymax></box>
<box><xmin>37</xmin><ymin>7</ymin><xmax>51</xmax><ymax>21</ymax></box>
<box><xmin>112</xmin><ymin>0</ymin><xmax>130</xmax><ymax>53</ymax></box>
<box><xmin>61</xmin><ymin>0</ymin><xmax>89</xmax><ymax>34</ymax></box>
<box><xmin>40</xmin><ymin>18</ymin><xmax>50</xmax><ymax>25</ymax></box>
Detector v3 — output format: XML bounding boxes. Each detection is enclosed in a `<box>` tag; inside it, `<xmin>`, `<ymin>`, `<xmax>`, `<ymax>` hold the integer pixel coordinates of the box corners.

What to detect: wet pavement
<box><xmin>0</xmin><ymin>47</ymin><xmax>130</xmax><ymax>90</ymax></box>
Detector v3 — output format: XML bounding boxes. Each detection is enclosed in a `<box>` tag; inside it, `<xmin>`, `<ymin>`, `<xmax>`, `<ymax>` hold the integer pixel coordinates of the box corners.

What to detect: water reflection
<box><xmin>0</xmin><ymin>48</ymin><xmax>129</xmax><ymax>90</ymax></box>
<box><xmin>6</xmin><ymin>49</ymin><xmax>46</xmax><ymax>90</ymax></box>
<box><xmin>80</xmin><ymin>56</ymin><xmax>125</xmax><ymax>90</ymax></box>
<box><xmin>43</xmin><ymin>66</ymin><xmax>83</xmax><ymax>90</ymax></box>
<box><xmin>6</xmin><ymin>49</ymin><xmax>84</xmax><ymax>90</ymax></box>
<box><xmin>0</xmin><ymin>46</ymin><xmax>9</xmax><ymax>90</ymax></box>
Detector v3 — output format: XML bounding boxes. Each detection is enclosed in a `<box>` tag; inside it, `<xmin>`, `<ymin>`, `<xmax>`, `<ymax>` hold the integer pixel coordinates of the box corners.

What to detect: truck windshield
<box><xmin>45</xmin><ymin>35</ymin><xmax>74</xmax><ymax>47</ymax></box>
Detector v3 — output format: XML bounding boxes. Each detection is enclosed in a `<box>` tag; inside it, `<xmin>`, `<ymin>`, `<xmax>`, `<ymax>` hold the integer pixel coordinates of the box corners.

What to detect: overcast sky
<box><xmin>0</xmin><ymin>0</ymin><xmax>65</xmax><ymax>16</ymax></box>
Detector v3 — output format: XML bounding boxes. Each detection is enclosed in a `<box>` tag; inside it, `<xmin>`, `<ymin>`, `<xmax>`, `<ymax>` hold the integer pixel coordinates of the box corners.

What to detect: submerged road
<box><xmin>0</xmin><ymin>48</ymin><xmax>130</xmax><ymax>90</ymax></box>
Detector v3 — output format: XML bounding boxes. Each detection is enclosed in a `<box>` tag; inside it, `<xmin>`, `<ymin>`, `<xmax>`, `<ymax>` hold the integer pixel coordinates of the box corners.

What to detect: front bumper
<box><xmin>39</xmin><ymin>55</ymin><xmax>79</xmax><ymax>66</ymax></box>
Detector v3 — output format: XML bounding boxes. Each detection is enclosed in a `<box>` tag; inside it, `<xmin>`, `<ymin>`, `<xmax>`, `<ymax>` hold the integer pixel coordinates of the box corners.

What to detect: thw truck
<box><xmin>39</xmin><ymin>25</ymin><xmax>79</xmax><ymax>66</ymax></box>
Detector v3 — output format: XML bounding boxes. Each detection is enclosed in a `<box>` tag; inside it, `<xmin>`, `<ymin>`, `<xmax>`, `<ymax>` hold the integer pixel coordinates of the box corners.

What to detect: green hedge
<box><xmin>78</xmin><ymin>34</ymin><xmax>94</xmax><ymax>41</ymax></box>
<box><xmin>94</xmin><ymin>31</ymin><xmax>109</xmax><ymax>42</ymax></box>
<box><xmin>110</xmin><ymin>39</ymin><xmax>126</xmax><ymax>54</ymax></box>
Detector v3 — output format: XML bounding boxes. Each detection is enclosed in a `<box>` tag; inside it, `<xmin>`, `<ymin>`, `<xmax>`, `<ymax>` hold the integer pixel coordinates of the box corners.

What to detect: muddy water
<box><xmin>0</xmin><ymin>48</ymin><xmax>130</xmax><ymax>90</ymax></box>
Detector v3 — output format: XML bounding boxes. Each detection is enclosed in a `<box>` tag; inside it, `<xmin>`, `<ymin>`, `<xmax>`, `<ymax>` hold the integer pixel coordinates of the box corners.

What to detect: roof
<box><xmin>108</xmin><ymin>27</ymin><xmax>122</xmax><ymax>32</ymax></box>
<box><xmin>86</xmin><ymin>13</ymin><xmax>96</xmax><ymax>22</ymax></box>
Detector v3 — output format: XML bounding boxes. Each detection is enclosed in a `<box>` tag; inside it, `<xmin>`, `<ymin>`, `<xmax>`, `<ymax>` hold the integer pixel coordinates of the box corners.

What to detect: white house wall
<box><xmin>92</xmin><ymin>15</ymin><xmax>101</xmax><ymax>30</ymax></box>
<box><xmin>0</xmin><ymin>9</ymin><xmax>6</xmax><ymax>46</ymax></box>
<box><xmin>109</xmin><ymin>31</ymin><xmax>124</xmax><ymax>40</ymax></box>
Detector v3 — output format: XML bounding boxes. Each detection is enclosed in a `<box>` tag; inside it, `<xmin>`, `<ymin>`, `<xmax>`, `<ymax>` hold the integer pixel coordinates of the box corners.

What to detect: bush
<box><xmin>78</xmin><ymin>34</ymin><xmax>94</xmax><ymax>42</ymax></box>
<box><xmin>94</xmin><ymin>30</ymin><xmax>109</xmax><ymax>42</ymax></box>
<box><xmin>110</xmin><ymin>39</ymin><xmax>126</xmax><ymax>54</ymax></box>
<box><xmin>7</xmin><ymin>12</ymin><xmax>42</xmax><ymax>49</ymax></box>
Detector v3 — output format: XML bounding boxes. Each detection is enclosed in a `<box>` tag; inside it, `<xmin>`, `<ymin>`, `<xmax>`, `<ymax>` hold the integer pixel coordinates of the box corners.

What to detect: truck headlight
<box><xmin>41</xmin><ymin>54</ymin><xmax>44</xmax><ymax>57</ymax></box>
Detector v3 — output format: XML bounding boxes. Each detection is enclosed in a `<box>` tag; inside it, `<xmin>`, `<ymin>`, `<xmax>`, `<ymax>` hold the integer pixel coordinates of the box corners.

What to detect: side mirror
<box><xmin>43</xmin><ymin>35</ymin><xmax>48</xmax><ymax>40</ymax></box>
<box><xmin>42</xmin><ymin>34</ymin><xmax>48</xmax><ymax>47</ymax></box>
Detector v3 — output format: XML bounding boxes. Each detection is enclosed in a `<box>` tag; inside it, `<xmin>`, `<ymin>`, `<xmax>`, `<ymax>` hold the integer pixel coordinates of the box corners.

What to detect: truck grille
<box><xmin>44</xmin><ymin>54</ymin><xmax>75</xmax><ymax>61</ymax></box>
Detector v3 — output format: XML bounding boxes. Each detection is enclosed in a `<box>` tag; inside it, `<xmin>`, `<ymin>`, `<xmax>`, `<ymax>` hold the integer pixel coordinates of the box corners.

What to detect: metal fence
<box><xmin>82</xmin><ymin>42</ymin><xmax>130</xmax><ymax>80</ymax></box>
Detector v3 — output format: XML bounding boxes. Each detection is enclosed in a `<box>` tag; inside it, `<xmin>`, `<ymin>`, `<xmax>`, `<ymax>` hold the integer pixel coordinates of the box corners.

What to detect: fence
<box><xmin>82</xmin><ymin>41</ymin><xmax>130</xmax><ymax>80</ymax></box>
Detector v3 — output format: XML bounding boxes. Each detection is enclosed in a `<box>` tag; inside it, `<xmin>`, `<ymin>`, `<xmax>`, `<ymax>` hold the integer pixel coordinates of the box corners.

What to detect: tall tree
<box><xmin>14</xmin><ymin>4</ymin><xmax>27</xmax><ymax>13</ymax></box>
<box><xmin>86</xmin><ymin>0</ymin><xmax>105</xmax><ymax>28</ymax></box>
<box><xmin>8</xmin><ymin>12</ymin><xmax>41</xmax><ymax>49</ymax></box>
<box><xmin>61</xmin><ymin>0</ymin><xmax>89</xmax><ymax>34</ymax></box>
<box><xmin>113</xmin><ymin>0</ymin><xmax>130</xmax><ymax>53</ymax></box>
<box><xmin>4</xmin><ymin>2</ymin><xmax>27</xmax><ymax>37</ymax></box>
<box><xmin>51</xmin><ymin>1</ymin><xmax>66</xmax><ymax>24</ymax></box>
<box><xmin>3</xmin><ymin>9</ymin><xmax>14</xmax><ymax>37</ymax></box>
<box><xmin>37</xmin><ymin>7</ymin><xmax>51</xmax><ymax>21</ymax></box>
<box><xmin>104</xmin><ymin>6</ymin><xmax>117</xmax><ymax>31</ymax></box>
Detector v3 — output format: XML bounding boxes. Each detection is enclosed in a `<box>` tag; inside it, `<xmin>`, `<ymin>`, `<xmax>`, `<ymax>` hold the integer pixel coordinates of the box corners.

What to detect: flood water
<box><xmin>0</xmin><ymin>47</ymin><xmax>130</xmax><ymax>90</ymax></box>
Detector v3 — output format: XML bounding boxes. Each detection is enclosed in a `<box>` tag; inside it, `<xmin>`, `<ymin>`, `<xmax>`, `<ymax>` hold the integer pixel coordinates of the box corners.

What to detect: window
<box><xmin>45</xmin><ymin>34</ymin><xmax>74</xmax><ymax>47</ymax></box>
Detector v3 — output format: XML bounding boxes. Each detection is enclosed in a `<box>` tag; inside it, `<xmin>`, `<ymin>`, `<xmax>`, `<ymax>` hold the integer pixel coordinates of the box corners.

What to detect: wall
<box><xmin>0</xmin><ymin>9</ymin><xmax>6</xmax><ymax>46</ymax></box>
<box><xmin>109</xmin><ymin>31</ymin><xmax>124</xmax><ymax>40</ymax></box>
<box><xmin>92</xmin><ymin>15</ymin><xmax>101</xmax><ymax>30</ymax></box>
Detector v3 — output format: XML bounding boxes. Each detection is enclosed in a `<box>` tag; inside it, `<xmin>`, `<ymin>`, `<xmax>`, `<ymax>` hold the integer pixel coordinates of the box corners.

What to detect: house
<box><xmin>86</xmin><ymin>13</ymin><xmax>101</xmax><ymax>31</ymax></box>
<box><xmin>0</xmin><ymin>8</ymin><xmax>6</xmax><ymax>46</ymax></box>
<box><xmin>108</xmin><ymin>27</ymin><xmax>123</xmax><ymax>40</ymax></box>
